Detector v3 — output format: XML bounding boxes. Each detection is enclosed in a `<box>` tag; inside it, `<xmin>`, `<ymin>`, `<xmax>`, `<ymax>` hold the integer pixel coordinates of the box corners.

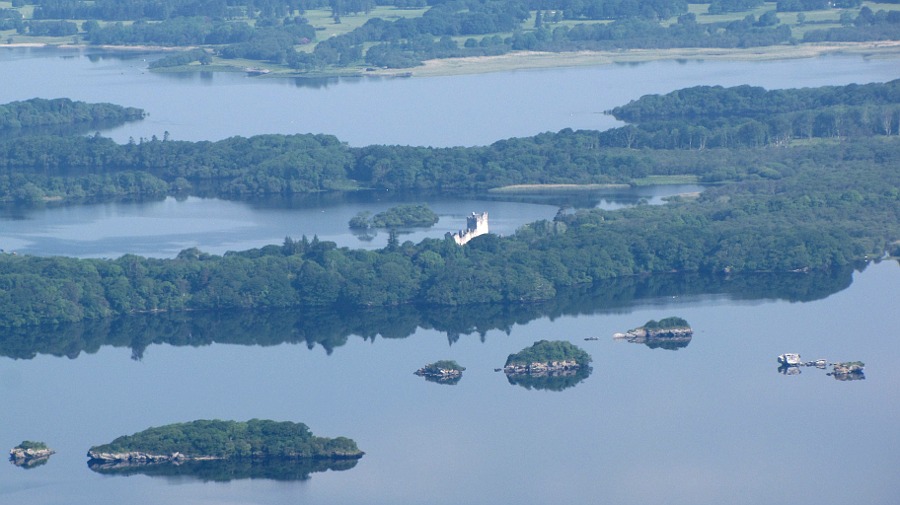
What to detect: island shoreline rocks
<box><xmin>776</xmin><ymin>354</ymin><xmax>865</xmax><ymax>380</ymax></box>
<box><xmin>502</xmin><ymin>340</ymin><xmax>592</xmax><ymax>377</ymax></box>
<box><xmin>414</xmin><ymin>360</ymin><xmax>465</xmax><ymax>384</ymax></box>
<box><xmin>502</xmin><ymin>359</ymin><xmax>582</xmax><ymax>377</ymax></box>
<box><xmin>614</xmin><ymin>317</ymin><xmax>693</xmax><ymax>350</ymax></box>
<box><xmin>9</xmin><ymin>442</ymin><xmax>55</xmax><ymax>467</ymax></box>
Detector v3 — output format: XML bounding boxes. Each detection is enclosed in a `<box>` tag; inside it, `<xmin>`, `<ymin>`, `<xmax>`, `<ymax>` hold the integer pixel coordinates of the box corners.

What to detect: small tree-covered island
<box><xmin>350</xmin><ymin>204</ymin><xmax>440</xmax><ymax>230</ymax></box>
<box><xmin>86</xmin><ymin>419</ymin><xmax>364</xmax><ymax>467</ymax></box>
<box><xmin>414</xmin><ymin>360</ymin><xmax>466</xmax><ymax>384</ymax></box>
<box><xmin>503</xmin><ymin>340</ymin><xmax>593</xmax><ymax>391</ymax></box>
<box><xmin>613</xmin><ymin>317</ymin><xmax>694</xmax><ymax>350</ymax></box>
<box><xmin>503</xmin><ymin>340</ymin><xmax>591</xmax><ymax>375</ymax></box>
<box><xmin>9</xmin><ymin>440</ymin><xmax>55</xmax><ymax>467</ymax></box>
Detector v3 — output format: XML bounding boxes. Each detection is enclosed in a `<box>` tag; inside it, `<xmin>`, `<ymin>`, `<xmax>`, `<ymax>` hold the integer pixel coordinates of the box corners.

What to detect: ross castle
<box><xmin>452</xmin><ymin>212</ymin><xmax>489</xmax><ymax>245</ymax></box>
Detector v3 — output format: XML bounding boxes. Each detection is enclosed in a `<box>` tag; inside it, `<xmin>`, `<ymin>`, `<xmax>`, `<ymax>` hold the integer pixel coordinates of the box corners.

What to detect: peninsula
<box><xmin>87</xmin><ymin>419</ymin><xmax>363</xmax><ymax>467</ymax></box>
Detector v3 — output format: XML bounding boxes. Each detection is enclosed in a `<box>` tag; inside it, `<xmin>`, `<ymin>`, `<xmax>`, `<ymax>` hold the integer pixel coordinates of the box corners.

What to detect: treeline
<box><xmin>537</xmin><ymin>0</ymin><xmax>687</xmax><ymax>20</ymax></box>
<box><xmin>327</xmin><ymin>7</ymin><xmax>795</xmax><ymax>69</ymax></box>
<box><xmin>303</xmin><ymin>0</ymin><xmax>530</xmax><ymax>69</ymax></box>
<box><xmin>802</xmin><ymin>7</ymin><xmax>900</xmax><ymax>42</ymax></box>
<box><xmin>610</xmin><ymin>79</ymin><xmax>900</xmax><ymax>122</ymax></box>
<box><xmin>89</xmin><ymin>419</ymin><xmax>363</xmax><ymax>459</ymax></box>
<box><xmin>0</xmin><ymin>135</ymin><xmax>897</xmax><ymax>327</ymax></box>
<box><xmin>608</xmin><ymin>79</ymin><xmax>900</xmax><ymax>147</ymax></box>
<box><xmin>0</xmin><ymin>130</ymin><xmax>846</xmax><ymax>201</ymax></box>
<box><xmin>83</xmin><ymin>16</ymin><xmax>316</xmax><ymax>64</ymax></box>
<box><xmin>0</xmin><ymin>98</ymin><xmax>145</xmax><ymax>130</ymax></box>
<box><xmin>3</xmin><ymin>80</ymin><xmax>900</xmax><ymax>202</ymax></box>
<box><xmin>505</xmin><ymin>340</ymin><xmax>591</xmax><ymax>366</ymax></box>
<box><xmin>776</xmin><ymin>0</ymin><xmax>862</xmax><ymax>12</ymax></box>
<box><xmin>31</xmin><ymin>0</ymin><xmax>299</xmax><ymax>21</ymax></box>
<box><xmin>0</xmin><ymin>263</ymin><xmax>859</xmax><ymax>359</ymax></box>
<box><xmin>9</xmin><ymin>1</ymin><xmax>899</xmax><ymax>71</ymax></box>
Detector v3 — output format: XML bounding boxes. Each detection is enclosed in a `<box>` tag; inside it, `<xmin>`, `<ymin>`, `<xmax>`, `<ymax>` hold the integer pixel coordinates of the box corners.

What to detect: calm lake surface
<box><xmin>1</xmin><ymin>47</ymin><xmax>899</xmax><ymax>146</ymax></box>
<box><xmin>0</xmin><ymin>185</ymin><xmax>701</xmax><ymax>257</ymax></box>
<box><xmin>1</xmin><ymin>48</ymin><xmax>899</xmax><ymax>505</ymax></box>
<box><xmin>2</xmin><ymin>261</ymin><xmax>898</xmax><ymax>505</ymax></box>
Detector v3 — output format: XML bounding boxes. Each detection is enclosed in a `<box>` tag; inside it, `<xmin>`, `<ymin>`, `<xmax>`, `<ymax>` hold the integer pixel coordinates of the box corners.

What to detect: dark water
<box><xmin>1</xmin><ymin>47</ymin><xmax>898</xmax><ymax>146</ymax></box>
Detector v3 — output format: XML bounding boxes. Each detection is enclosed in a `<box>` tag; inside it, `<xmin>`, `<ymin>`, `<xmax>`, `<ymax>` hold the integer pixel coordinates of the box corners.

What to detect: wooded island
<box><xmin>87</xmin><ymin>419</ymin><xmax>364</xmax><ymax>464</ymax></box>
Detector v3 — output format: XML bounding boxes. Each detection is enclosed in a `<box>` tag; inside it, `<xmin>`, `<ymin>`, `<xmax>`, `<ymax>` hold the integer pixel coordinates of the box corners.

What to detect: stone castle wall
<box><xmin>452</xmin><ymin>212</ymin><xmax>489</xmax><ymax>245</ymax></box>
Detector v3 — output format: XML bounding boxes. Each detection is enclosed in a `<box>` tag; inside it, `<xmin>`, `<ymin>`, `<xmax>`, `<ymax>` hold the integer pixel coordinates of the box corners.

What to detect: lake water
<box><xmin>2</xmin><ymin>260</ymin><xmax>898</xmax><ymax>505</ymax></box>
<box><xmin>1</xmin><ymin>47</ymin><xmax>899</xmax><ymax>146</ymax></box>
<box><xmin>1</xmin><ymin>48</ymin><xmax>900</xmax><ymax>504</ymax></box>
<box><xmin>0</xmin><ymin>185</ymin><xmax>701</xmax><ymax>257</ymax></box>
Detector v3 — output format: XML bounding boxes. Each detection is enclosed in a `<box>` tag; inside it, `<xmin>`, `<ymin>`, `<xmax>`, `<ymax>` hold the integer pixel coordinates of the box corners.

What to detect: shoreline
<box><xmin>3</xmin><ymin>41</ymin><xmax>900</xmax><ymax>78</ymax></box>
<box><xmin>489</xmin><ymin>183</ymin><xmax>630</xmax><ymax>193</ymax></box>
<box><xmin>406</xmin><ymin>42</ymin><xmax>900</xmax><ymax>78</ymax></box>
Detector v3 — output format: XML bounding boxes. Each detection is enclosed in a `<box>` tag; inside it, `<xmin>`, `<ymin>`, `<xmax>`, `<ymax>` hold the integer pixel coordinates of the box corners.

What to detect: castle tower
<box><xmin>452</xmin><ymin>212</ymin><xmax>489</xmax><ymax>245</ymax></box>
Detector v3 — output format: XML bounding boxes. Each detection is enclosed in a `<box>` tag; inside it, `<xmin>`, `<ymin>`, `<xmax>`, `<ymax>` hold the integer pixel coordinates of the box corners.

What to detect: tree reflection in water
<box><xmin>0</xmin><ymin>264</ymin><xmax>861</xmax><ymax>361</ymax></box>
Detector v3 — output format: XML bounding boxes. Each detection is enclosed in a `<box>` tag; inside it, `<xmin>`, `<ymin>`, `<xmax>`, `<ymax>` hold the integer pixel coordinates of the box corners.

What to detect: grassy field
<box><xmin>3</xmin><ymin>2</ymin><xmax>900</xmax><ymax>77</ymax></box>
<box><xmin>632</xmin><ymin>175</ymin><xmax>701</xmax><ymax>186</ymax></box>
<box><xmin>299</xmin><ymin>7</ymin><xmax>427</xmax><ymax>53</ymax></box>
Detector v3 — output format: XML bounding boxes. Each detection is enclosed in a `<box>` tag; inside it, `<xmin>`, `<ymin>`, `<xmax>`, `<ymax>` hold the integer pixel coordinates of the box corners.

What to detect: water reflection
<box><xmin>777</xmin><ymin>361</ymin><xmax>866</xmax><ymax>381</ymax></box>
<box><xmin>0</xmin><ymin>265</ymin><xmax>862</xmax><ymax>361</ymax></box>
<box><xmin>9</xmin><ymin>456</ymin><xmax>51</xmax><ymax>469</ymax></box>
<box><xmin>421</xmin><ymin>374</ymin><xmax>462</xmax><ymax>386</ymax></box>
<box><xmin>629</xmin><ymin>333</ymin><xmax>692</xmax><ymax>350</ymax></box>
<box><xmin>87</xmin><ymin>457</ymin><xmax>358</xmax><ymax>482</ymax></box>
<box><xmin>0</xmin><ymin>118</ymin><xmax>144</xmax><ymax>140</ymax></box>
<box><xmin>85</xmin><ymin>51</ymin><xmax>155</xmax><ymax>63</ymax></box>
<box><xmin>830</xmin><ymin>371</ymin><xmax>866</xmax><ymax>381</ymax></box>
<box><xmin>505</xmin><ymin>366</ymin><xmax>592</xmax><ymax>392</ymax></box>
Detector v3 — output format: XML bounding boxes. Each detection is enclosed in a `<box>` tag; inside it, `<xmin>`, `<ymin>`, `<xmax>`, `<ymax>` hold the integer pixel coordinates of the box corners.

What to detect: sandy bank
<box><xmin>490</xmin><ymin>183</ymin><xmax>630</xmax><ymax>193</ymax></box>
<box><xmin>405</xmin><ymin>42</ymin><xmax>900</xmax><ymax>78</ymax></box>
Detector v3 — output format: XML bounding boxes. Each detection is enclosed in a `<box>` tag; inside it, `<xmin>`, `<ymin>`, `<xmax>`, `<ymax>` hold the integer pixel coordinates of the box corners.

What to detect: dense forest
<box><xmin>0</xmin><ymin>81</ymin><xmax>897</xmax><ymax>328</ymax></box>
<box><xmin>0</xmin><ymin>263</ymin><xmax>862</xmax><ymax>360</ymax></box>
<box><xmin>88</xmin><ymin>419</ymin><xmax>364</xmax><ymax>460</ymax></box>
<box><xmin>3</xmin><ymin>1</ymin><xmax>899</xmax><ymax>71</ymax></box>
<box><xmin>0</xmin><ymin>98</ymin><xmax>145</xmax><ymax>130</ymax></box>
<box><xmin>2</xmin><ymin>80</ymin><xmax>898</xmax><ymax>203</ymax></box>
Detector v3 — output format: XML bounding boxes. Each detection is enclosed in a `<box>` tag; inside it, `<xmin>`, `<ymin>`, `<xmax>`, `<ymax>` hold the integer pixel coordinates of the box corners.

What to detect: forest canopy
<box><xmin>505</xmin><ymin>340</ymin><xmax>592</xmax><ymax>367</ymax></box>
<box><xmin>88</xmin><ymin>419</ymin><xmax>364</xmax><ymax>460</ymax></box>
<box><xmin>0</xmin><ymin>80</ymin><xmax>897</xmax><ymax>328</ymax></box>
<box><xmin>0</xmin><ymin>98</ymin><xmax>145</xmax><ymax>130</ymax></box>
<box><xmin>4</xmin><ymin>1</ymin><xmax>899</xmax><ymax>72</ymax></box>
